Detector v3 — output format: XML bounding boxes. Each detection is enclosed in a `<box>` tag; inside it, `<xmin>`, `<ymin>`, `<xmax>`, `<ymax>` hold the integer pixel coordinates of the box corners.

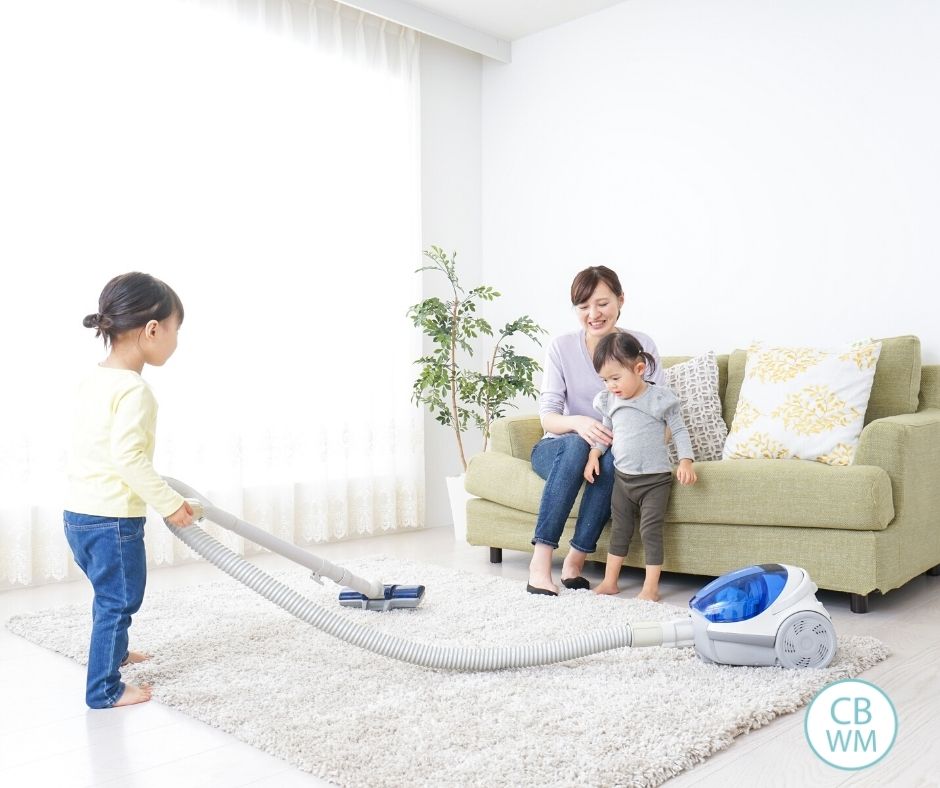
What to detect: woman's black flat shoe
<box><xmin>526</xmin><ymin>583</ymin><xmax>558</xmax><ymax>596</ymax></box>
<box><xmin>561</xmin><ymin>576</ymin><xmax>590</xmax><ymax>590</ymax></box>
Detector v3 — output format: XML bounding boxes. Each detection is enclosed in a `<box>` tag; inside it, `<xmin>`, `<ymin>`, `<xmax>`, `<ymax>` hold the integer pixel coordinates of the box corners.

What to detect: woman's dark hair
<box><xmin>570</xmin><ymin>265</ymin><xmax>624</xmax><ymax>306</ymax></box>
<box><xmin>592</xmin><ymin>331</ymin><xmax>656</xmax><ymax>376</ymax></box>
<box><xmin>83</xmin><ymin>272</ymin><xmax>184</xmax><ymax>347</ymax></box>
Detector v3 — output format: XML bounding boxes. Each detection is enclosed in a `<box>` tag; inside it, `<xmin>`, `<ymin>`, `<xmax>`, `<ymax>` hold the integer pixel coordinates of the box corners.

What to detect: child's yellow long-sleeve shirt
<box><xmin>65</xmin><ymin>366</ymin><xmax>184</xmax><ymax>518</ymax></box>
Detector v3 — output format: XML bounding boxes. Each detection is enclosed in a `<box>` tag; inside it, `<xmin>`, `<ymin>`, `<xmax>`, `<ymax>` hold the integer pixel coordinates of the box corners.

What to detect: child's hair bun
<box><xmin>83</xmin><ymin>312</ymin><xmax>114</xmax><ymax>331</ymax></box>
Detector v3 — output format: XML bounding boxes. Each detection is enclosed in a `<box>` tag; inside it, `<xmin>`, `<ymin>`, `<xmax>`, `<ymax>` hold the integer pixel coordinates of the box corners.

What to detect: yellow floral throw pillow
<box><xmin>722</xmin><ymin>339</ymin><xmax>882</xmax><ymax>466</ymax></box>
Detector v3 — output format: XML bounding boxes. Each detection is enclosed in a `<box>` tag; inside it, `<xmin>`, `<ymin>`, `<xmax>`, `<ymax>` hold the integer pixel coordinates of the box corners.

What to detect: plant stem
<box><xmin>482</xmin><ymin>336</ymin><xmax>503</xmax><ymax>454</ymax></box>
<box><xmin>450</xmin><ymin>278</ymin><xmax>468</xmax><ymax>472</ymax></box>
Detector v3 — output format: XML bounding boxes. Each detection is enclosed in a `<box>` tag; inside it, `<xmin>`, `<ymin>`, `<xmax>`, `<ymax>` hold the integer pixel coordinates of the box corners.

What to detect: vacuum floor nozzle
<box><xmin>338</xmin><ymin>584</ymin><xmax>426</xmax><ymax>611</ymax></box>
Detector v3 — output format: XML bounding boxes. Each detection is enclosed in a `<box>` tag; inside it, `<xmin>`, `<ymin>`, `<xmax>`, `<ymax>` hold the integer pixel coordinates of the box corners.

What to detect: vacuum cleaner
<box><xmin>689</xmin><ymin>563</ymin><xmax>837</xmax><ymax>669</ymax></box>
<box><xmin>163</xmin><ymin>477</ymin><xmax>837</xmax><ymax>671</ymax></box>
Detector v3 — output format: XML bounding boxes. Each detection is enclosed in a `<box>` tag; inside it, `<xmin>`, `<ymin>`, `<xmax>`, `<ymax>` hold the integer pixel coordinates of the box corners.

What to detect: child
<box><xmin>583</xmin><ymin>332</ymin><xmax>697</xmax><ymax>601</ymax></box>
<box><xmin>64</xmin><ymin>272</ymin><xmax>194</xmax><ymax>708</ymax></box>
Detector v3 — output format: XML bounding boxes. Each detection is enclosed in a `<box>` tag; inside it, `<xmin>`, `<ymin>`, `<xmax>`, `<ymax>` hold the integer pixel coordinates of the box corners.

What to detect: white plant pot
<box><xmin>445</xmin><ymin>474</ymin><xmax>477</xmax><ymax>543</ymax></box>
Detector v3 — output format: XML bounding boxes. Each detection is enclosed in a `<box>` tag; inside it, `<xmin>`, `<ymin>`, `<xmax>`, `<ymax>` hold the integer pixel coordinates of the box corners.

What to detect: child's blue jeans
<box><xmin>530</xmin><ymin>434</ymin><xmax>615</xmax><ymax>554</ymax></box>
<box><xmin>63</xmin><ymin>511</ymin><xmax>147</xmax><ymax>709</ymax></box>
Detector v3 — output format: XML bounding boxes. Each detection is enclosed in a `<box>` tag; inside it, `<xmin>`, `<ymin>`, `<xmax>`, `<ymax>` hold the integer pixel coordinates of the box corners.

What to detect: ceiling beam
<box><xmin>336</xmin><ymin>0</ymin><xmax>511</xmax><ymax>62</ymax></box>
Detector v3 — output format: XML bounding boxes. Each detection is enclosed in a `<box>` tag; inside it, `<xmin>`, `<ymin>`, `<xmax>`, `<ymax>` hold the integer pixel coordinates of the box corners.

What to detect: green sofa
<box><xmin>464</xmin><ymin>336</ymin><xmax>940</xmax><ymax>612</ymax></box>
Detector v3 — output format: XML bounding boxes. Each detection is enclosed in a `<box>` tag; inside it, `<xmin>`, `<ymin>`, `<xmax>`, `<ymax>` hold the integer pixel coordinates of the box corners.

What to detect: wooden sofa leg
<box><xmin>489</xmin><ymin>547</ymin><xmax>503</xmax><ymax>564</ymax></box>
<box><xmin>849</xmin><ymin>593</ymin><xmax>869</xmax><ymax>614</ymax></box>
<box><xmin>927</xmin><ymin>564</ymin><xmax>940</xmax><ymax>576</ymax></box>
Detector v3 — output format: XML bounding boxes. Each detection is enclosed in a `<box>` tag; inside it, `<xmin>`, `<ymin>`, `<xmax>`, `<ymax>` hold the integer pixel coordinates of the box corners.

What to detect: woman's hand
<box><xmin>572</xmin><ymin>416</ymin><xmax>613</xmax><ymax>447</ymax></box>
<box><xmin>676</xmin><ymin>459</ymin><xmax>697</xmax><ymax>486</ymax></box>
<box><xmin>166</xmin><ymin>500</ymin><xmax>195</xmax><ymax>527</ymax></box>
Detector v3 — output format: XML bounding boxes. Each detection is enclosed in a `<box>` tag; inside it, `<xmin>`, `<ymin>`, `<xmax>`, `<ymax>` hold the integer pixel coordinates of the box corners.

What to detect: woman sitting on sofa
<box><xmin>527</xmin><ymin>266</ymin><xmax>664</xmax><ymax>595</ymax></box>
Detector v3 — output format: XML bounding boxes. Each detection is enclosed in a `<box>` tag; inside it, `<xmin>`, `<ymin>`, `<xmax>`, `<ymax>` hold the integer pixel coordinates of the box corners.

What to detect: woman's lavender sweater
<box><xmin>538</xmin><ymin>329</ymin><xmax>664</xmax><ymax>438</ymax></box>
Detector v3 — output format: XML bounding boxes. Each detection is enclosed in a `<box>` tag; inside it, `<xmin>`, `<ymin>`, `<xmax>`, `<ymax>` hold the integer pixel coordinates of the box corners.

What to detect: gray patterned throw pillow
<box><xmin>664</xmin><ymin>351</ymin><xmax>727</xmax><ymax>463</ymax></box>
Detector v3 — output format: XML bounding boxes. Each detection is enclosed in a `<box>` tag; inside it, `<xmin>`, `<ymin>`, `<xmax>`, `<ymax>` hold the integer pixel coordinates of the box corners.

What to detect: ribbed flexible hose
<box><xmin>165</xmin><ymin>520</ymin><xmax>637</xmax><ymax>670</ymax></box>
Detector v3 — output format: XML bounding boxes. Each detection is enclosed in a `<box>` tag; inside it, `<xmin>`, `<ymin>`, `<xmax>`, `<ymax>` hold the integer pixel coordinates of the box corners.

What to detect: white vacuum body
<box><xmin>689</xmin><ymin>563</ymin><xmax>837</xmax><ymax>668</ymax></box>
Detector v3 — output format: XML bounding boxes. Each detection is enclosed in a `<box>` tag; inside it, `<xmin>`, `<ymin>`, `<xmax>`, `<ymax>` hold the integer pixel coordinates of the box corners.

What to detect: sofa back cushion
<box><xmin>866</xmin><ymin>335</ymin><xmax>921</xmax><ymax>422</ymax></box>
<box><xmin>920</xmin><ymin>365</ymin><xmax>940</xmax><ymax>410</ymax></box>
<box><xmin>490</xmin><ymin>416</ymin><xmax>546</xmax><ymax>460</ymax></box>
<box><xmin>721</xmin><ymin>335</ymin><xmax>921</xmax><ymax>426</ymax></box>
<box><xmin>723</xmin><ymin>350</ymin><xmax>748</xmax><ymax>427</ymax></box>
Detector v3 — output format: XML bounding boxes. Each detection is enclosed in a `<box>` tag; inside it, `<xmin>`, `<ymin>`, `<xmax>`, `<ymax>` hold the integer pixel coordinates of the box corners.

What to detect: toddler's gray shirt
<box><xmin>592</xmin><ymin>385</ymin><xmax>694</xmax><ymax>474</ymax></box>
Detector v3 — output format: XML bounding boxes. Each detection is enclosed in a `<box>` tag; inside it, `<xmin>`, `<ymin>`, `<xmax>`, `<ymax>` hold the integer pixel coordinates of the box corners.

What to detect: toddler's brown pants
<box><xmin>609</xmin><ymin>470</ymin><xmax>673</xmax><ymax>564</ymax></box>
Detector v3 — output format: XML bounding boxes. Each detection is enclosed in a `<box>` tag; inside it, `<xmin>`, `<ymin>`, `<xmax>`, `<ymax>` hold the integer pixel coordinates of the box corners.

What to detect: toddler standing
<box><xmin>583</xmin><ymin>332</ymin><xmax>697</xmax><ymax>601</ymax></box>
<box><xmin>65</xmin><ymin>272</ymin><xmax>193</xmax><ymax>708</ymax></box>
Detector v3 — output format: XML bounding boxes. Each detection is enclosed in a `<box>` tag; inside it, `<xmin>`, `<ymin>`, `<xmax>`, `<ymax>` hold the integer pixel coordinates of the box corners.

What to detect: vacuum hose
<box><xmin>163</xmin><ymin>477</ymin><xmax>693</xmax><ymax>671</ymax></box>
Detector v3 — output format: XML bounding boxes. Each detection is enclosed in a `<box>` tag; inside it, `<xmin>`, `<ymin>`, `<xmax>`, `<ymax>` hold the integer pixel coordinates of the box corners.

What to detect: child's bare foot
<box><xmin>113</xmin><ymin>683</ymin><xmax>152</xmax><ymax>707</ymax></box>
<box><xmin>636</xmin><ymin>587</ymin><xmax>661</xmax><ymax>602</ymax></box>
<box><xmin>594</xmin><ymin>582</ymin><xmax>621</xmax><ymax>595</ymax></box>
<box><xmin>120</xmin><ymin>651</ymin><xmax>151</xmax><ymax>666</ymax></box>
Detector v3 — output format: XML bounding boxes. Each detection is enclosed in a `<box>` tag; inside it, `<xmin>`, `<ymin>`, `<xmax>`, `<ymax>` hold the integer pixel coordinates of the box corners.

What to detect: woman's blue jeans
<box><xmin>530</xmin><ymin>434</ymin><xmax>615</xmax><ymax>553</ymax></box>
<box><xmin>63</xmin><ymin>511</ymin><xmax>147</xmax><ymax>709</ymax></box>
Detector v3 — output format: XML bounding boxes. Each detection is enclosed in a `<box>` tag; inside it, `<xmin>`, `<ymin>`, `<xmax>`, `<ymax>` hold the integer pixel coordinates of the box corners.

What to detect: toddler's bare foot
<box><xmin>121</xmin><ymin>651</ymin><xmax>151</xmax><ymax>666</ymax></box>
<box><xmin>636</xmin><ymin>587</ymin><xmax>661</xmax><ymax>602</ymax></box>
<box><xmin>594</xmin><ymin>582</ymin><xmax>620</xmax><ymax>595</ymax></box>
<box><xmin>113</xmin><ymin>683</ymin><xmax>152</xmax><ymax>707</ymax></box>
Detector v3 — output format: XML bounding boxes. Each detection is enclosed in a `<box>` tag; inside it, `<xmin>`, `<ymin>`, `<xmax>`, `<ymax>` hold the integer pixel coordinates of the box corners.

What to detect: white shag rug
<box><xmin>7</xmin><ymin>556</ymin><xmax>888</xmax><ymax>788</ymax></box>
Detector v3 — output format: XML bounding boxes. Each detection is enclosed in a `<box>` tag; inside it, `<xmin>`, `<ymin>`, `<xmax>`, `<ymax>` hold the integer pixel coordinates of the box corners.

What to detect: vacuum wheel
<box><xmin>774</xmin><ymin>611</ymin><xmax>837</xmax><ymax>669</ymax></box>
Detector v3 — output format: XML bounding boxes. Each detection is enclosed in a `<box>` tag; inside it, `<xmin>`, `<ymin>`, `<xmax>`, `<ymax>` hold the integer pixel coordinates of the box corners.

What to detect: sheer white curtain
<box><xmin>0</xmin><ymin>0</ymin><xmax>424</xmax><ymax>589</ymax></box>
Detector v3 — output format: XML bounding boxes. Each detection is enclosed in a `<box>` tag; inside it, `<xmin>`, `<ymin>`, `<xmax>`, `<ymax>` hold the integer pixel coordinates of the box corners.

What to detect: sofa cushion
<box><xmin>666</xmin><ymin>459</ymin><xmax>893</xmax><ymax>530</ymax></box>
<box><xmin>465</xmin><ymin>452</ymin><xmax>894</xmax><ymax>532</ymax></box>
<box><xmin>722</xmin><ymin>339</ymin><xmax>882</xmax><ymax>466</ymax></box>
<box><xmin>664</xmin><ymin>354</ymin><xmax>731</xmax><ymax>428</ymax></box>
<box><xmin>723</xmin><ymin>336</ymin><xmax>921</xmax><ymax>428</ymax></box>
<box><xmin>663</xmin><ymin>351</ymin><xmax>728</xmax><ymax>463</ymax></box>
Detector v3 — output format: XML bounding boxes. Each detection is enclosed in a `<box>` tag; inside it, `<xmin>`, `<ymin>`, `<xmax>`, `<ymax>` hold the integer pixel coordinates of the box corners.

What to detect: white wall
<box><xmin>481</xmin><ymin>0</ymin><xmax>940</xmax><ymax>365</ymax></box>
<box><xmin>420</xmin><ymin>35</ymin><xmax>482</xmax><ymax>527</ymax></box>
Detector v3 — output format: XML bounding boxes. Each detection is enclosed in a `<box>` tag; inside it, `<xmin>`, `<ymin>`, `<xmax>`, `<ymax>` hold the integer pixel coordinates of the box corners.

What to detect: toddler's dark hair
<box><xmin>83</xmin><ymin>272</ymin><xmax>184</xmax><ymax>348</ymax></box>
<box><xmin>592</xmin><ymin>331</ymin><xmax>656</xmax><ymax>376</ymax></box>
<box><xmin>570</xmin><ymin>265</ymin><xmax>623</xmax><ymax>306</ymax></box>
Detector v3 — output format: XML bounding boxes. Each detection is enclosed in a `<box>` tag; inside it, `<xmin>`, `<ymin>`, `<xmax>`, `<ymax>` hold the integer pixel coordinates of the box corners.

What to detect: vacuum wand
<box><xmin>164</xmin><ymin>477</ymin><xmax>385</xmax><ymax>599</ymax></box>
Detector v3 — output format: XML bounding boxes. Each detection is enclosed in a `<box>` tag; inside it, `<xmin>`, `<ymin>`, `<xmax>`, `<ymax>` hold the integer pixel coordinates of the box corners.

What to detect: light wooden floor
<box><xmin>2</xmin><ymin>526</ymin><xmax>938</xmax><ymax>787</ymax></box>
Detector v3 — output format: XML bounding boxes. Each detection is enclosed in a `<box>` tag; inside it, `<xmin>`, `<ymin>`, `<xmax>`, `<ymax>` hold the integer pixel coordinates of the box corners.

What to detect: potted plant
<box><xmin>407</xmin><ymin>246</ymin><xmax>547</xmax><ymax>538</ymax></box>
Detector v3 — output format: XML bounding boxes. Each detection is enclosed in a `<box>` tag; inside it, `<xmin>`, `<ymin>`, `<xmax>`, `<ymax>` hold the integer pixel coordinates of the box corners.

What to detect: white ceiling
<box><xmin>338</xmin><ymin>0</ymin><xmax>626</xmax><ymax>61</ymax></box>
<box><xmin>402</xmin><ymin>0</ymin><xmax>626</xmax><ymax>42</ymax></box>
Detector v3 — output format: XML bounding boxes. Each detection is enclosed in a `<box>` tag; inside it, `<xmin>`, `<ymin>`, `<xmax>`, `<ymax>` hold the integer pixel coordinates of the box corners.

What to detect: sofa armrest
<box><xmin>854</xmin><ymin>409</ymin><xmax>940</xmax><ymax>526</ymax></box>
<box><xmin>489</xmin><ymin>414</ymin><xmax>543</xmax><ymax>460</ymax></box>
<box><xmin>465</xmin><ymin>451</ymin><xmax>543</xmax><ymax>512</ymax></box>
